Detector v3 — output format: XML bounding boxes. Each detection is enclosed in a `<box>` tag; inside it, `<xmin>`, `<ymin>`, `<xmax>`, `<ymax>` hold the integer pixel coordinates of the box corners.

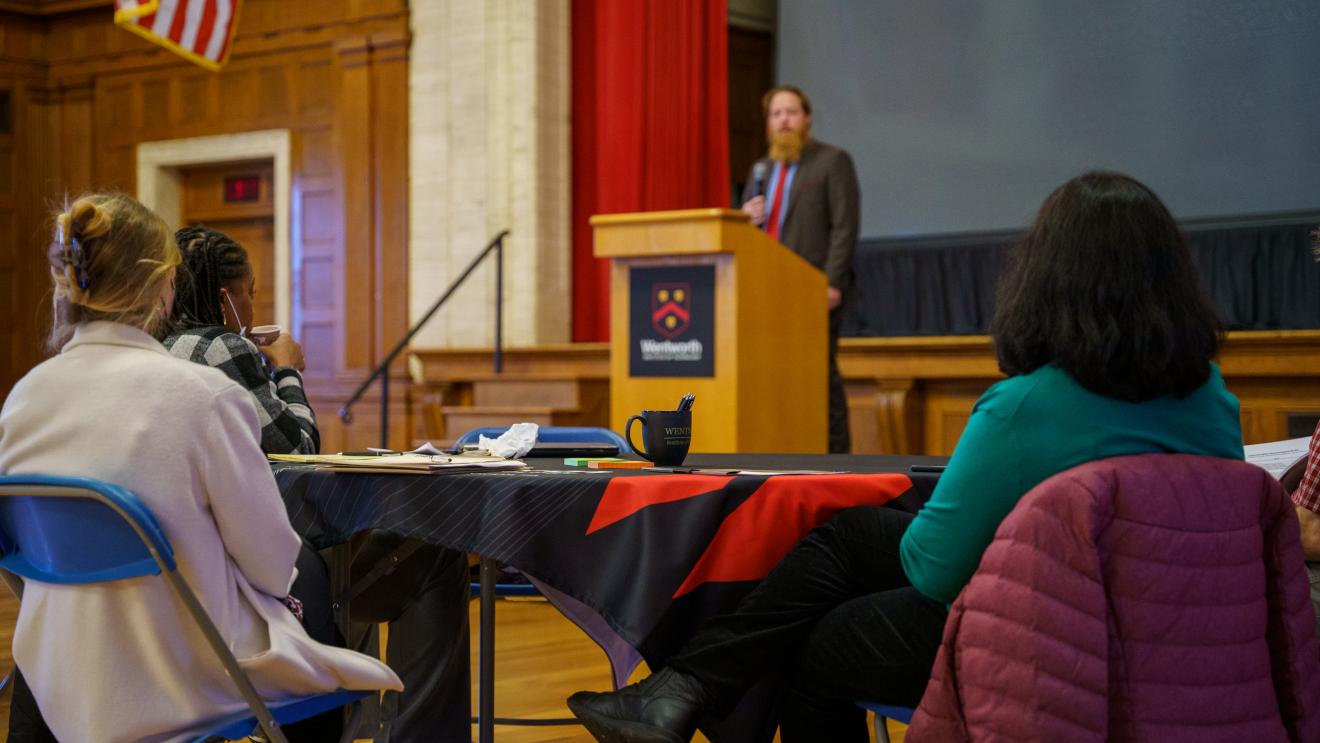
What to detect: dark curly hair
<box><xmin>990</xmin><ymin>171</ymin><xmax>1221</xmax><ymax>402</ymax></box>
<box><xmin>165</xmin><ymin>225</ymin><xmax>251</xmax><ymax>335</ymax></box>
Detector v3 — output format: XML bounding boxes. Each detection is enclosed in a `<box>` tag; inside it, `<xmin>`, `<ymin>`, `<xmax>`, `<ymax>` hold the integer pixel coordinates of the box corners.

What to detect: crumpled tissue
<box><xmin>478</xmin><ymin>422</ymin><xmax>540</xmax><ymax>458</ymax></box>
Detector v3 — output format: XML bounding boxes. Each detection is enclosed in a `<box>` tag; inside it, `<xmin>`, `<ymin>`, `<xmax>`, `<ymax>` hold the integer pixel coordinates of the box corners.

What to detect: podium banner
<box><xmin>628</xmin><ymin>265</ymin><xmax>715</xmax><ymax>377</ymax></box>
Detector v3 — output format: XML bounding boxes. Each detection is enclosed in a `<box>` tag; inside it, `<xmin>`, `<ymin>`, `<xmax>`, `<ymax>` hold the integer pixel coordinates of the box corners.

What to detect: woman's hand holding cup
<box><xmin>262</xmin><ymin>332</ymin><xmax>306</xmax><ymax>372</ymax></box>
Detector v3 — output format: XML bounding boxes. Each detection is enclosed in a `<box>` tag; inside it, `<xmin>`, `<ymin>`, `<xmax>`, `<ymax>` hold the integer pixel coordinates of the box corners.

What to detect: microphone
<box><xmin>749</xmin><ymin>161</ymin><xmax>769</xmax><ymax>199</ymax></box>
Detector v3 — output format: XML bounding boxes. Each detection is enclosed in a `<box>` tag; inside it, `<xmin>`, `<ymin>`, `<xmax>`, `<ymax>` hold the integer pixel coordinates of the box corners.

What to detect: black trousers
<box><xmin>828</xmin><ymin>307</ymin><xmax>851</xmax><ymax>454</ymax></box>
<box><xmin>347</xmin><ymin>537</ymin><xmax>471</xmax><ymax>743</ymax></box>
<box><xmin>667</xmin><ymin>506</ymin><xmax>947</xmax><ymax>743</ymax></box>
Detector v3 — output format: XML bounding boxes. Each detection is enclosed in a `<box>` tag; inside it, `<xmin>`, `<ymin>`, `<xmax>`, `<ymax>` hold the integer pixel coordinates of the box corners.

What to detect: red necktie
<box><xmin>766</xmin><ymin>166</ymin><xmax>789</xmax><ymax>241</ymax></box>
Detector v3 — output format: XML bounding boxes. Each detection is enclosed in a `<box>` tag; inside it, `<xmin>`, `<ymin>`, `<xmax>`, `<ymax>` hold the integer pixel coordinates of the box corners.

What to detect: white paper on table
<box><xmin>1244</xmin><ymin>436</ymin><xmax>1312</xmax><ymax>480</ymax></box>
<box><xmin>478</xmin><ymin>422</ymin><xmax>540</xmax><ymax>458</ymax></box>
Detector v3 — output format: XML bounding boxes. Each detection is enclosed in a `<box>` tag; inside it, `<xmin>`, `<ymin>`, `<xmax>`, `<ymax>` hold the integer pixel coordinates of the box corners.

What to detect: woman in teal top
<box><xmin>901</xmin><ymin>362</ymin><xmax>1243</xmax><ymax>603</ymax></box>
<box><xmin>567</xmin><ymin>171</ymin><xmax>1244</xmax><ymax>743</ymax></box>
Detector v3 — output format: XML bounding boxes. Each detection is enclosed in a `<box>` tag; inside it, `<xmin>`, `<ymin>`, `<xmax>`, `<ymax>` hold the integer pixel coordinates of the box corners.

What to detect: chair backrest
<box><xmin>453</xmin><ymin>425</ymin><xmax>628</xmax><ymax>450</ymax></box>
<box><xmin>908</xmin><ymin>454</ymin><xmax>1320</xmax><ymax>742</ymax></box>
<box><xmin>0</xmin><ymin>473</ymin><xmax>297</xmax><ymax>742</ymax></box>
<box><xmin>0</xmin><ymin>474</ymin><xmax>176</xmax><ymax>585</ymax></box>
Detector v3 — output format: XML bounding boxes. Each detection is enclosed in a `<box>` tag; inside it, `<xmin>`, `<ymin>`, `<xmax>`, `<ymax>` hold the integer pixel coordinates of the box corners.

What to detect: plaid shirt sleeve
<box><xmin>1292</xmin><ymin>420</ymin><xmax>1320</xmax><ymax>513</ymax></box>
<box><xmin>165</xmin><ymin>328</ymin><xmax>320</xmax><ymax>455</ymax></box>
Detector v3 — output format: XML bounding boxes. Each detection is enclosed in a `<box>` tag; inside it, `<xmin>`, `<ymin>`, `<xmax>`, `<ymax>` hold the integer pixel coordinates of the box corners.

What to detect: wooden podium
<box><xmin>591</xmin><ymin>208</ymin><xmax>827</xmax><ymax>453</ymax></box>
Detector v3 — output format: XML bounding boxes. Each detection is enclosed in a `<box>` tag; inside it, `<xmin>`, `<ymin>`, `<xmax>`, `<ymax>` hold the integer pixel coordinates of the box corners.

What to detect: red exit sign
<box><xmin>224</xmin><ymin>175</ymin><xmax>261</xmax><ymax>202</ymax></box>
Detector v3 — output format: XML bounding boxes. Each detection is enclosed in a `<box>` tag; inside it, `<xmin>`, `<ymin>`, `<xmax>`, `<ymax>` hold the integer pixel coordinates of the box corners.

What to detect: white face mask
<box><xmin>223</xmin><ymin>291</ymin><xmax>247</xmax><ymax>337</ymax></box>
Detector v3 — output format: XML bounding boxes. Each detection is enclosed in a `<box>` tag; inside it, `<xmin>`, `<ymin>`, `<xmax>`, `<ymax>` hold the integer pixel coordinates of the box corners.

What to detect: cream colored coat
<box><xmin>0</xmin><ymin>322</ymin><xmax>401</xmax><ymax>743</ymax></box>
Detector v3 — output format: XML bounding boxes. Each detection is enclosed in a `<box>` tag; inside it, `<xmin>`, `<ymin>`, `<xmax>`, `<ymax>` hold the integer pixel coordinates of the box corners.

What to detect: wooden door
<box><xmin>728</xmin><ymin>26</ymin><xmax>775</xmax><ymax>200</ymax></box>
<box><xmin>180</xmin><ymin>160</ymin><xmax>276</xmax><ymax>326</ymax></box>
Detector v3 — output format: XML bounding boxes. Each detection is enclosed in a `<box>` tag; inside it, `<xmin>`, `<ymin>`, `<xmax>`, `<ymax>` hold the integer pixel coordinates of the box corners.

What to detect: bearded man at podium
<box><xmin>740</xmin><ymin>85</ymin><xmax>860</xmax><ymax>453</ymax></box>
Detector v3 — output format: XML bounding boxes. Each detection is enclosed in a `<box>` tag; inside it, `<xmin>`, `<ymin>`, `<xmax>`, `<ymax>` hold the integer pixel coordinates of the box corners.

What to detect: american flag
<box><xmin>114</xmin><ymin>0</ymin><xmax>241</xmax><ymax>71</ymax></box>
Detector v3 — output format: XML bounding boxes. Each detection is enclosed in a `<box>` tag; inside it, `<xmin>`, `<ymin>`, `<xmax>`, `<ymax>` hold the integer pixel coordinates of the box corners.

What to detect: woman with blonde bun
<box><xmin>0</xmin><ymin>193</ymin><xmax>400</xmax><ymax>743</ymax></box>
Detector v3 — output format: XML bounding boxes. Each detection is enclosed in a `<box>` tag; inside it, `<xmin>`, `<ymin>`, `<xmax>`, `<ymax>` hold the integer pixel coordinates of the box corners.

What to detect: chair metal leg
<box><xmin>477</xmin><ymin>557</ymin><xmax>497</xmax><ymax>743</ymax></box>
<box><xmin>467</xmin><ymin>567</ymin><xmax>580</xmax><ymax>728</ymax></box>
<box><xmin>874</xmin><ymin>713</ymin><xmax>892</xmax><ymax>743</ymax></box>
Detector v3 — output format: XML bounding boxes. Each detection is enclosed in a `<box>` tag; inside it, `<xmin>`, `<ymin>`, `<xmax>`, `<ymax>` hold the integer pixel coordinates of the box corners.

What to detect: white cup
<box><xmin>249</xmin><ymin>325</ymin><xmax>282</xmax><ymax>346</ymax></box>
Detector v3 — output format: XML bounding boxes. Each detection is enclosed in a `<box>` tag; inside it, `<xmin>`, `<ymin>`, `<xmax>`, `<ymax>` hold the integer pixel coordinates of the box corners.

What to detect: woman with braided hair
<box><xmin>0</xmin><ymin>193</ymin><xmax>400</xmax><ymax>742</ymax></box>
<box><xmin>161</xmin><ymin>226</ymin><xmax>320</xmax><ymax>455</ymax></box>
<box><xmin>164</xmin><ymin>227</ymin><xmax>475</xmax><ymax>742</ymax></box>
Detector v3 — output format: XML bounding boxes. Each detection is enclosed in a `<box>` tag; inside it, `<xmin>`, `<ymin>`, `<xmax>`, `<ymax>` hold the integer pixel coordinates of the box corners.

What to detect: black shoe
<box><xmin>567</xmin><ymin>667</ymin><xmax>713</xmax><ymax>743</ymax></box>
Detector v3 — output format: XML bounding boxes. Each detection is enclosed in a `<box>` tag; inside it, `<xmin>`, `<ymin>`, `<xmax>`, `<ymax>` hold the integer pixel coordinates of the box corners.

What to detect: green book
<box><xmin>563</xmin><ymin>457</ymin><xmax>630</xmax><ymax>467</ymax></box>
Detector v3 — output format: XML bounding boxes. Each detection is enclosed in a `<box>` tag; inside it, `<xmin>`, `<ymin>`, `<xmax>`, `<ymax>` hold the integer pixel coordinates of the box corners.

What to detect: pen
<box><xmin>908</xmin><ymin>465</ymin><xmax>947</xmax><ymax>473</ymax></box>
<box><xmin>677</xmin><ymin>393</ymin><xmax>695</xmax><ymax>412</ymax></box>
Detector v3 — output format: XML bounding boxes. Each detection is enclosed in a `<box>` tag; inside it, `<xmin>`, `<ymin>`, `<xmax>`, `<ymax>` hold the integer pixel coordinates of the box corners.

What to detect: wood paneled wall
<box><xmin>0</xmin><ymin>13</ymin><xmax>56</xmax><ymax>396</ymax></box>
<box><xmin>0</xmin><ymin>1</ymin><xmax>411</xmax><ymax>451</ymax></box>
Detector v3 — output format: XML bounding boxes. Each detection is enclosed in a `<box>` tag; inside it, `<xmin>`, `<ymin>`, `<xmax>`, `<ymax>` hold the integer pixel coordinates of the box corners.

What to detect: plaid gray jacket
<box><xmin>162</xmin><ymin>326</ymin><xmax>320</xmax><ymax>454</ymax></box>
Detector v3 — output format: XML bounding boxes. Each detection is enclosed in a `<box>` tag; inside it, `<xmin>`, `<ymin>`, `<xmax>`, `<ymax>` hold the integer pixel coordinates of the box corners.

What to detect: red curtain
<box><xmin>571</xmin><ymin>0</ymin><xmax>730</xmax><ymax>342</ymax></box>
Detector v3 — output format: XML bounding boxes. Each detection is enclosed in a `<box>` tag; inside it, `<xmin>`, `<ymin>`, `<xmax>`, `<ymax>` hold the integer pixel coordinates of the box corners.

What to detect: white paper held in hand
<box><xmin>1243</xmin><ymin>436</ymin><xmax>1312</xmax><ymax>480</ymax></box>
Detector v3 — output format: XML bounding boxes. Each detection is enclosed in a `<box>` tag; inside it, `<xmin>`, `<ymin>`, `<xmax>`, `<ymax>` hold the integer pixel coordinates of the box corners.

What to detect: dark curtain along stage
<box><xmin>841</xmin><ymin>215</ymin><xmax>1320</xmax><ymax>337</ymax></box>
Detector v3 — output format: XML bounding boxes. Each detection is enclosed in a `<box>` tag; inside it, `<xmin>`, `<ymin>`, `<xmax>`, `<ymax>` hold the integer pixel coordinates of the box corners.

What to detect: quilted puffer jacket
<box><xmin>907</xmin><ymin>454</ymin><xmax>1320</xmax><ymax>742</ymax></box>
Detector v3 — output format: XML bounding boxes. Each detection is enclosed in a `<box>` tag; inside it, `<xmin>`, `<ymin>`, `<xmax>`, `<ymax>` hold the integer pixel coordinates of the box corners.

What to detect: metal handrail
<box><xmin>339</xmin><ymin>230</ymin><xmax>511</xmax><ymax>448</ymax></box>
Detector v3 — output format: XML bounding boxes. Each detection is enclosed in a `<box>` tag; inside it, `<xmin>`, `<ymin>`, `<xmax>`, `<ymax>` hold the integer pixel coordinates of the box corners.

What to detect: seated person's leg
<box><xmin>292</xmin><ymin>538</ymin><xmax>341</xmax><ymax>647</ymax></box>
<box><xmin>282</xmin><ymin>540</ymin><xmax>345</xmax><ymax>741</ymax></box>
<box><xmin>350</xmin><ymin>533</ymin><xmax>471</xmax><ymax>743</ymax></box>
<box><xmin>279</xmin><ymin>697</ymin><xmax>345</xmax><ymax>742</ymax></box>
<box><xmin>8</xmin><ymin>669</ymin><xmax>58</xmax><ymax>743</ymax></box>
<box><xmin>777</xmin><ymin>586</ymin><xmax>947</xmax><ymax>743</ymax></box>
<box><xmin>382</xmin><ymin>546</ymin><xmax>470</xmax><ymax>743</ymax></box>
<box><xmin>666</xmin><ymin>506</ymin><xmax>919</xmax><ymax>715</ymax></box>
<box><xmin>570</xmin><ymin>506</ymin><xmax>928</xmax><ymax>740</ymax></box>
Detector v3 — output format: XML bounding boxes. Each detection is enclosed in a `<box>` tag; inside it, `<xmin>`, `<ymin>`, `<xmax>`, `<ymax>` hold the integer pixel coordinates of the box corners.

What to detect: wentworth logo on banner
<box><xmin>114</xmin><ymin>0</ymin><xmax>241</xmax><ymax>71</ymax></box>
<box><xmin>629</xmin><ymin>265</ymin><xmax>715</xmax><ymax>378</ymax></box>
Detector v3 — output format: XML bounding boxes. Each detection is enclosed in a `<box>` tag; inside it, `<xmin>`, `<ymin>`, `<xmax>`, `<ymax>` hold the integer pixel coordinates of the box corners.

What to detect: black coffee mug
<box><xmin>625</xmin><ymin>410</ymin><xmax>692</xmax><ymax>466</ymax></box>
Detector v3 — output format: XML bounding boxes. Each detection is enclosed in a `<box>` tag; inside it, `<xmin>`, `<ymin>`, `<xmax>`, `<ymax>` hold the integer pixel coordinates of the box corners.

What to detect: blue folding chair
<box><xmin>856</xmin><ymin>702</ymin><xmax>914</xmax><ymax>743</ymax></box>
<box><xmin>0</xmin><ymin>474</ymin><xmax>375</xmax><ymax>743</ymax></box>
<box><xmin>452</xmin><ymin>425</ymin><xmax>630</xmax><ymax>452</ymax></box>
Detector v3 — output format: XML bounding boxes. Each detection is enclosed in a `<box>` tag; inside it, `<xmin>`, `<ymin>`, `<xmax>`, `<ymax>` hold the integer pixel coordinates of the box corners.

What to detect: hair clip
<box><xmin>69</xmin><ymin>236</ymin><xmax>90</xmax><ymax>290</ymax></box>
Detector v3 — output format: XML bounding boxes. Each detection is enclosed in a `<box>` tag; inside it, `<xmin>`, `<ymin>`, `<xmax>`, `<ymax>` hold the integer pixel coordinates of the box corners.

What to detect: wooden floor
<box><xmin>460</xmin><ymin>599</ymin><xmax>907</xmax><ymax>742</ymax></box>
<box><xmin>0</xmin><ymin>592</ymin><xmax>904</xmax><ymax>742</ymax></box>
<box><xmin>0</xmin><ymin>590</ymin><xmax>14</xmax><ymax>736</ymax></box>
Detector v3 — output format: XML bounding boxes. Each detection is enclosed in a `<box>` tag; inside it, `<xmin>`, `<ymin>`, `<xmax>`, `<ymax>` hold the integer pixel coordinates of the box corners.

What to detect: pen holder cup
<box><xmin>625</xmin><ymin>410</ymin><xmax>692</xmax><ymax>466</ymax></box>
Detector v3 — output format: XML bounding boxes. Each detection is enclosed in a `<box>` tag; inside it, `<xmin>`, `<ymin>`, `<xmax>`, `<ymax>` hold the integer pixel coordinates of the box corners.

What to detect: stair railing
<box><xmin>339</xmin><ymin>229</ymin><xmax>510</xmax><ymax>449</ymax></box>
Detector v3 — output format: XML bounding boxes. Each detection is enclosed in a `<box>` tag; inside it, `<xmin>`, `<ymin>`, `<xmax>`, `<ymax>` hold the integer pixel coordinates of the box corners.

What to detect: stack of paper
<box><xmin>268</xmin><ymin>452</ymin><xmax>526</xmax><ymax>474</ymax></box>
